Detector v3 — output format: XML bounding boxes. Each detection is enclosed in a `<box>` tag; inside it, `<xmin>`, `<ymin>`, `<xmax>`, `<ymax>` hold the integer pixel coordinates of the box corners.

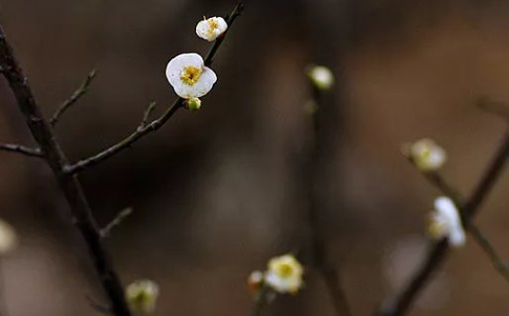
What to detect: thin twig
<box><xmin>50</xmin><ymin>69</ymin><xmax>97</xmax><ymax>127</ymax></box>
<box><xmin>0</xmin><ymin>143</ymin><xmax>42</xmax><ymax>157</ymax></box>
<box><xmin>100</xmin><ymin>208</ymin><xmax>133</xmax><ymax>238</ymax></box>
<box><xmin>65</xmin><ymin>2</ymin><xmax>244</xmax><ymax>175</ymax></box>
<box><xmin>469</xmin><ymin>225</ymin><xmax>509</xmax><ymax>283</ymax></box>
<box><xmin>378</xmin><ymin>131</ymin><xmax>508</xmax><ymax>316</ymax></box>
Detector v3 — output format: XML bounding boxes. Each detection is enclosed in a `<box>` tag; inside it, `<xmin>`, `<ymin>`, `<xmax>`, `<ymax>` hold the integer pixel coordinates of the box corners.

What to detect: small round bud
<box><xmin>403</xmin><ymin>138</ymin><xmax>447</xmax><ymax>172</ymax></box>
<box><xmin>186</xmin><ymin>97</ymin><xmax>202</xmax><ymax>111</ymax></box>
<box><xmin>307</xmin><ymin>65</ymin><xmax>334</xmax><ymax>90</ymax></box>
<box><xmin>126</xmin><ymin>279</ymin><xmax>159</xmax><ymax>314</ymax></box>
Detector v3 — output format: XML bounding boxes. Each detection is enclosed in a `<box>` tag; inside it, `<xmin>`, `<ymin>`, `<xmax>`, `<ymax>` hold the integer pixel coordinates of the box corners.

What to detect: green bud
<box><xmin>306</xmin><ymin>65</ymin><xmax>334</xmax><ymax>90</ymax></box>
<box><xmin>186</xmin><ymin>97</ymin><xmax>202</xmax><ymax>111</ymax></box>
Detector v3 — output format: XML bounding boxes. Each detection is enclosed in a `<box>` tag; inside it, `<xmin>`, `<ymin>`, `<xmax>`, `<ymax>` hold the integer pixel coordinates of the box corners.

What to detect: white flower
<box><xmin>406</xmin><ymin>138</ymin><xmax>447</xmax><ymax>172</ymax></box>
<box><xmin>126</xmin><ymin>279</ymin><xmax>159</xmax><ymax>314</ymax></box>
<box><xmin>265</xmin><ymin>254</ymin><xmax>304</xmax><ymax>294</ymax></box>
<box><xmin>0</xmin><ymin>219</ymin><xmax>17</xmax><ymax>254</ymax></box>
<box><xmin>196</xmin><ymin>17</ymin><xmax>228</xmax><ymax>41</ymax></box>
<box><xmin>166</xmin><ymin>53</ymin><xmax>217</xmax><ymax>99</ymax></box>
<box><xmin>307</xmin><ymin>65</ymin><xmax>334</xmax><ymax>90</ymax></box>
<box><xmin>428</xmin><ymin>197</ymin><xmax>466</xmax><ymax>247</ymax></box>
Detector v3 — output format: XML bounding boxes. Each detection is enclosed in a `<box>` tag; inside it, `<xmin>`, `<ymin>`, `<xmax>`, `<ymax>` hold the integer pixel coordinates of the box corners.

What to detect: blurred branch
<box><xmin>378</xmin><ymin>131</ymin><xmax>508</xmax><ymax>316</ymax></box>
<box><xmin>65</xmin><ymin>2</ymin><xmax>244</xmax><ymax>175</ymax></box>
<box><xmin>303</xmin><ymin>81</ymin><xmax>352</xmax><ymax>316</ymax></box>
<box><xmin>50</xmin><ymin>69</ymin><xmax>97</xmax><ymax>127</ymax></box>
<box><xmin>100</xmin><ymin>208</ymin><xmax>133</xmax><ymax>239</ymax></box>
<box><xmin>0</xmin><ymin>142</ymin><xmax>42</xmax><ymax>157</ymax></box>
<box><xmin>249</xmin><ymin>285</ymin><xmax>268</xmax><ymax>316</ymax></box>
<box><xmin>476</xmin><ymin>97</ymin><xmax>509</xmax><ymax>123</ymax></box>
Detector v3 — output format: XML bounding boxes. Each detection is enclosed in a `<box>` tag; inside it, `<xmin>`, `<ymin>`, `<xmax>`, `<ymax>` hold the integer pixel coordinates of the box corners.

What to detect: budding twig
<box><xmin>65</xmin><ymin>2</ymin><xmax>244</xmax><ymax>175</ymax></box>
<box><xmin>50</xmin><ymin>69</ymin><xmax>97</xmax><ymax>127</ymax></box>
<box><xmin>412</xmin><ymin>167</ymin><xmax>509</xmax><ymax>284</ymax></box>
<box><xmin>0</xmin><ymin>143</ymin><xmax>42</xmax><ymax>157</ymax></box>
<box><xmin>378</xmin><ymin>131</ymin><xmax>508</xmax><ymax>316</ymax></box>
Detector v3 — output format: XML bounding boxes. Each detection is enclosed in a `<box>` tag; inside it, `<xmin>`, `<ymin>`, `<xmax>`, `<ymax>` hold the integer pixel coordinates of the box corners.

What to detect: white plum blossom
<box><xmin>126</xmin><ymin>279</ymin><xmax>159</xmax><ymax>314</ymax></box>
<box><xmin>428</xmin><ymin>197</ymin><xmax>466</xmax><ymax>247</ymax></box>
<box><xmin>265</xmin><ymin>254</ymin><xmax>304</xmax><ymax>294</ymax></box>
<box><xmin>0</xmin><ymin>219</ymin><xmax>17</xmax><ymax>254</ymax></box>
<box><xmin>166</xmin><ymin>53</ymin><xmax>217</xmax><ymax>99</ymax></box>
<box><xmin>196</xmin><ymin>17</ymin><xmax>228</xmax><ymax>41</ymax></box>
<box><xmin>406</xmin><ymin>138</ymin><xmax>447</xmax><ymax>172</ymax></box>
<box><xmin>307</xmin><ymin>65</ymin><xmax>334</xmax><ymax>90</ymax></box>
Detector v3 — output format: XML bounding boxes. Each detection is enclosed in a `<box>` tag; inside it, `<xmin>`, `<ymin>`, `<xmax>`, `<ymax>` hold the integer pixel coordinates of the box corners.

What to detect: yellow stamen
<box><xmin>276</xmin><ymin>262</ymin><xmax>294</xmax><ymax>278</ymax></box>
<box><xmin>207</xmin><ymin>19</ymin><xmax>219</xmax><ymax>36</ymax></box>
<box><xmin>180</xmin><ymin>66</ymin><xmax>202</xmax><ymax>85</ymax></box>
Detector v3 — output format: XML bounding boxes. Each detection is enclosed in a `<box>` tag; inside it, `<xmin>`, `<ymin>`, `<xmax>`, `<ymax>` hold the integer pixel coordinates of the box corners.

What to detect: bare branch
<box><xmin>0</xmin><ymin>143</ymin><xmax>42</xmax><ymax>157</ymax></box>
<box><xmin>65</xmin><ymin>2</ymin><xmax>244</xmax><ymax>175</ymax></box>
<box><xmin>249</xmin><ymin>285</ymin><xmax>269</xmax><ymax>316</ymax></box>
<box><xmin>100</xmin><ymin>207</ymin><xmax>133</xmax><ymax>239</ymax></box>
<box><xmin>50</xmin><ymin>69</ymin><xmax>97</xmax><ymax>127</ymax></box>
<box><xmin>378</xmin><ymin>131</ymin><xmax>508</xmax><ymax>316</ymax></box>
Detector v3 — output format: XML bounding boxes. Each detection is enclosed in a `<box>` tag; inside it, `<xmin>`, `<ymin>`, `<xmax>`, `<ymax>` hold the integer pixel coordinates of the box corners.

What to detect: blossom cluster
<box><xmin>166</xmin><ymin>16</ymin><xmax>228</xmax><ymax>110</ymax></box>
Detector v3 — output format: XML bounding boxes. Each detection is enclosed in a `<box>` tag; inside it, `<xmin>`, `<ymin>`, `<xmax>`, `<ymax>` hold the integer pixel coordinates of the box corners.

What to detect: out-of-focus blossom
<box><xmin>0</xmin><ymin>219</ymin><xmax>17</xmax><ymax>254</ymax></box>
<box><xmin>126</xmin><ymin>279</ymin><xmax>159</xmax><ymax>314</ymax></box>
<box><xmin>428</xmin><ymin>197</ymin><xmax>466</xmax><ymax>247</ymax></box>
<box><xmin>307</xmin><ymin>65</ymin><xmax>334</xmax><ymax>90</ymax></box>
<box><xmin>166</xmin><ymin>53</ymin><xmax>217</xmax><ymax>99</ymax></box>
<box><xmin>196</xmin><ymin>17</ymin><xmax>228</xmax><ymax>42</ymax></box>
<box><xmin>265</xmin><ymin>254</ymin><xmax>304</xmax><ymax>294</ymax></box>
<box><xmin>404</xmin><ymin>138</ymin><xmax>447</xmax><ymax>172</ymax></box>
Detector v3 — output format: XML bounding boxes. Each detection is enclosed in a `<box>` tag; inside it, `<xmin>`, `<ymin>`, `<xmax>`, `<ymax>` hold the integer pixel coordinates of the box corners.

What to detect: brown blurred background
<box><xmin>0</xmin><ymin>0</ymin><xmax>508</xmax><ymax>315</ymax></box>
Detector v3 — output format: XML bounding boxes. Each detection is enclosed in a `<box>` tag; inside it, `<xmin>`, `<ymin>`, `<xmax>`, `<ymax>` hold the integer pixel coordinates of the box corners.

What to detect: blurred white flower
<box><xmin>166</xmin><ymin>53</ymin><xmax>217</xmax><ymax>99</ymax></box>
<box><xmin>126</xmin><ymin>279</ymin><xmax>159</xmax><ymax>314</ymax></box>
<box><xmin>265</xmin><ymin>254</ymin><xmax>304</xmax><ymax>294</ymax></box>
<box><xmin>406</xmin><ymin>138</ymin><xmax>447</xmax><ymax>172</ymax></box>
<box><xmin>428</xmin><ymin>197</ymin><xmax>466</xmax><ymax>247</ymax></box>
<box><xmin>307</xmin><ymin>65</ymin><xmax>334</xmax><ymax>90</ymax></box>
<box><xmin>196</xmin><ymin>17</ymin><xmax>228</xmax><ymax>42</ymax></box>
<box><xmin>0</xmin><ymin>219</ymin><xmax>17</xmax><ymax>254</ymax></box>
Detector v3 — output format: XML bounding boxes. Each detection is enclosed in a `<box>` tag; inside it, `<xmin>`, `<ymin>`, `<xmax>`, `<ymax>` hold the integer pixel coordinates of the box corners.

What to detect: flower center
<box><xmin>276</xmin><ymin>263</ymin><xmax>294</xmax><ymax>278</ymax></box>
<box><xmin>207</xmin><ymin>19</ymin><xmax>219</xmax><ymax>36</ymax></box>
<box><xmin>180</xmin><ymin>66</ymin><xmax>203</xmax><ymax>85</ymax></box>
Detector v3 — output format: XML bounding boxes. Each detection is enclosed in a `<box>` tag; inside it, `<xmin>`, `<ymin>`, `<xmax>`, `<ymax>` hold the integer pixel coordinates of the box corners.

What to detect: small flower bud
<box><xmin>427</xmin><ymin>197</ymin><xmax>466</xmax><ymax>247</ymax></box>
<box><xmin>0</xmin><ymin>219</ymin><xmax>17</xmax><ymax>254</ymax></box>
<box><xmin>126</xmin><ymin>279</ymin><xmax>159</xmax><ymax>314</ymax></box>
<box><xmin>196</xmin><ymin>17</ymin><xmax>228</xmax><ymax>42</ymax></box>
<box><xmin>247</xmin><ymin>270</ymin><xmax>264</xmax><ymax>295</ymax></box>
<box><xmin>186</xmin><ymin>97</ymin><xmax>202</xmax><ymax>111</ymax></box>
<box><xmin>307</xmin><ymin>65</ymin><xmax>334</xmax><ymax>90</ymax></box>
<box><xmin>403</xmin><ymin>138</ymin><xmax>447</xmax><ymax>172</ymax></box>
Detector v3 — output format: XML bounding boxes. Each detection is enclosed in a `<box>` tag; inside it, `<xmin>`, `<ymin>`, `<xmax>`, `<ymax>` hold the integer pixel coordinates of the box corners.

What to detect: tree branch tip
<box><xmin>0</xmin><ymin>143</ymin><xmax>43</xmax><ymax>157</ymax></box>
<box><xmin>100</xmin><ymin>207</ymin><xmax>133</xmax><ymax>239</ymax></box>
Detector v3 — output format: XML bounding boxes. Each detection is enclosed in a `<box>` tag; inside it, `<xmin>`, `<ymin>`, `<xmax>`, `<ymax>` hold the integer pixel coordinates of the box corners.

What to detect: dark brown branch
<box><xmin>0</xmin><ymin>26</ymin><xmax>131</xmax><ymax>316</ymax></box>
<box><xmin>0</xmin><ymin>142</ymin><xmax>42</xmax><ymax>157</ymax></box>
<box><xmin>476</xmin><ymin>97</ymin><xmax>509</xmax><ymax>123</ymax></box>
<box><xmin>249</xmin><ymin>285</ymin><xmax>269</xmax><ymax>316</ymax></box>
<box><xmin>50</xmin><ymin>69</ymin><xmax>97</xmax><ymax>127</ymax></box>
<box><xmin>65</xmin><ymin>2</ymin><xmax>244</xmax><ymax>175</ymax></box>
<box><xmin>378</xmin><ymin>131</ymin><xmax>508</xmax><ymax>316</ymax></box>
